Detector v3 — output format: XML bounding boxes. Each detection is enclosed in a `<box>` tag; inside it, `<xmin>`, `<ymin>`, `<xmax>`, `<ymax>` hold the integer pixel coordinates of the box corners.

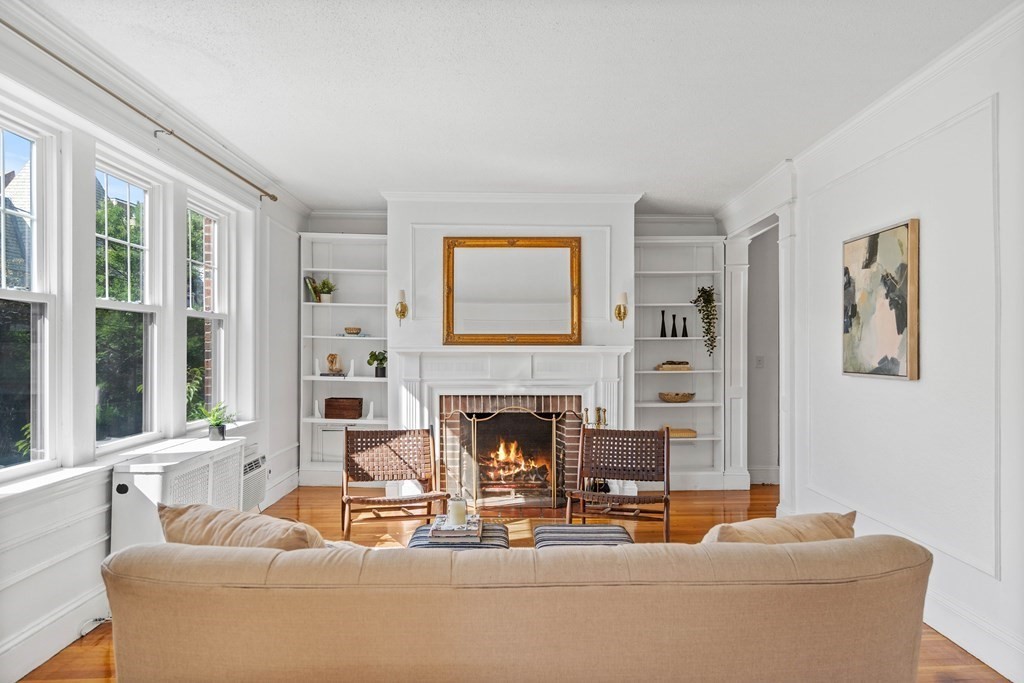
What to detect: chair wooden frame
<box><xmin>341</xmin><ymin>427</ymin><xmax>450</xmax><ymax>540</ymax></box>
<box><xmin>564</xmin><ymin>427</ymin><xmax>671</xmax><ymax>542</ymax></box>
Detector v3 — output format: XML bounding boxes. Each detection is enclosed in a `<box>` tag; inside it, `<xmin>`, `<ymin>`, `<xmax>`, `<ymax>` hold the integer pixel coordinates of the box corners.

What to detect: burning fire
<box><xmin>485</xmin><ymin>438</ymin><xmax>539</xmax><ymax>481</ymax></box>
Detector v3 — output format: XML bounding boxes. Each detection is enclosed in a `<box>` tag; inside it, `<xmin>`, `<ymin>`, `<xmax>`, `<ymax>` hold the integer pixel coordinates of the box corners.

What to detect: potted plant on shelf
<box><xmin>198</xmin><ymin>402</ymin><xmax>236</xmax><ymax>441</ymax></box>
<box><xmin>690</xmin><ymin>286</ymin><xmax>718</xmax><ymax>356</ymax></box>
<box><xmin>367</xmin><ymin>350</ymin><xmax>387</xmax><ymax>378</ymax></box>
<box><xmin>316</xmin><ymin>278</ymin><xmax>336</xmax><ymax>303</ymax></box>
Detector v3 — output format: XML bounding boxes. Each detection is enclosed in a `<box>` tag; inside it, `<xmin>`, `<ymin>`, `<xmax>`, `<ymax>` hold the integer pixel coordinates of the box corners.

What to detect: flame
<box><xmin>484</xmin><ymin>438</ymin><xmax>538</xmax><ymax>481</ymax></box>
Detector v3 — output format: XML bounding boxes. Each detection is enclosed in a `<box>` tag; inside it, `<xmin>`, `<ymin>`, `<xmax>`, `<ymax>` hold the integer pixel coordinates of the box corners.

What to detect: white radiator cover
<box><xmin>111</xmin><ymin>437</ymin><xmax>246</xmax><ymax>553</ymax></box>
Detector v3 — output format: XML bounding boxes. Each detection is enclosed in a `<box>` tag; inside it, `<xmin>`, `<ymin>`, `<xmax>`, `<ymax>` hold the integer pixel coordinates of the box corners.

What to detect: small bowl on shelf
<box><xmin>344</xmin><ymin>327</ymin><xmax>362</xmax><ymax>336</ymax></box>
<box><xmin>658</xmin><ymin>392</ymin><xmax>695</xmax><ymax>403</ymax></box>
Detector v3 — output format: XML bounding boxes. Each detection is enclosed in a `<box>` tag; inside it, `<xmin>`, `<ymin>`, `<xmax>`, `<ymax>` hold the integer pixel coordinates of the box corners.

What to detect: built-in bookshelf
<box><xmin>299</xmin><ymin>233</ymin><xmax>389</xmax><ymax>486</ymax></box>
<box><xmin>634</xmin><ymin>236</ymin><xmax>725</xmax><ymax>489</ymax></box>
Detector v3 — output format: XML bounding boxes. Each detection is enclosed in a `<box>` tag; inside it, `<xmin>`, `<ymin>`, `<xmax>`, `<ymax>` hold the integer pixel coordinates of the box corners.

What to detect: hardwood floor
<box><xmin>22</xmin><ymin>485</ymin><xmax>1006</xmax><ymax>682</ymax></box>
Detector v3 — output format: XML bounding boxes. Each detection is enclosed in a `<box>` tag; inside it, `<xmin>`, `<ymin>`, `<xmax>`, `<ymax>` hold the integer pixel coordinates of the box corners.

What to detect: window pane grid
<box><xmin>95</xmin><ymin>169</ymin><xmax>146</xmax><ymax>304</ymax></box>
<box><xmin>2</xmin><ymin>128</ymin><xmax>37</xmax><ymax>292</ymax></box>
<box><xmin>186</xmin><ymin>209</ymin><xmax>217</xmax><ymax>313</ymax></box>
<box><xmin>0</xmin><ymin>297</ymin><xmax>44</xmax><ymax>469</ymax></box>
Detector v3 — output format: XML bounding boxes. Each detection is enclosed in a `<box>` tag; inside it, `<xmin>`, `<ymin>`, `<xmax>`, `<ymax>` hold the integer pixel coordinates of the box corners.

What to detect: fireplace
<box><xmin>440</xmin><ymin>395</ymin><xmax>582</xmax><ymax>508</ymax></box>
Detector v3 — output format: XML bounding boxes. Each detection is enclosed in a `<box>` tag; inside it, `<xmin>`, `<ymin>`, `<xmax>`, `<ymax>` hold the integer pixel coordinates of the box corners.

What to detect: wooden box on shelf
<box><xmin>324</xmin><ymin>397</ymin><xmax>363</xmax><ymax>420</ymax></box>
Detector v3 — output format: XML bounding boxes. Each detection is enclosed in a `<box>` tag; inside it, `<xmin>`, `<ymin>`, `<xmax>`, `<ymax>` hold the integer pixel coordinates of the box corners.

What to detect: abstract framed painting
<box><xmin>842</xmin><ymin>219</ymin><xmax>919</xmax><ymax>379</ymax></box>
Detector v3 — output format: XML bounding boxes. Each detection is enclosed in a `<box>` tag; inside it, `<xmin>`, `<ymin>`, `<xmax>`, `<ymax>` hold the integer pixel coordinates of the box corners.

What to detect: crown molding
<box><xmin>634</xmin><ymin>214</ymin><xmax>718</xmax><ymax>224</ymax></box>
<box><xmin>380</xmin><ymin>191</ymin><xmax>644</xmax><ymax>205</ymax></box>
<box><xmin>309</xmin><ymin>209</ymin><xmax>387</xmax><ymax>219</ymax></box>
<box><xmin>794</xmin><ymin>0</ymin><xmax>1024</xmax><ymax>166</ymax></box>
<box><xmin>714</xmin><ymin>160</ymin><xmax>796</xmax><ymax>233</ymax></box>
<box><xmin>1</xmin><ymin>1</ymin><xmax>310</xmax><ymax>215</ymax></box>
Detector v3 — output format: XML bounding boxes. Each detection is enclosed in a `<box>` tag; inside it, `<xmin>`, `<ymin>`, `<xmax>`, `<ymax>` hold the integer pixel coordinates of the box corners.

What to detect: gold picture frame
<box><xmin>443</xmin><ymin>236</ymin><xmax>581</xmax><ymax>345</ymax></box>
<box><xmin>842</xmin><ymin>218</ymin><xmax>919</xmax><ymax>379</ymax></box>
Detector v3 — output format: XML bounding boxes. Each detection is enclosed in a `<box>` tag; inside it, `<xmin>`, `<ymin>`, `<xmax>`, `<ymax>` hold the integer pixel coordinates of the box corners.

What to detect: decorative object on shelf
<box><xmin>197</xmin><ymin>402</ymin><xmax>236</xmax><ymax>441</ymax></box>
<box><xmin>582</xmin><ymin>406</ymin><xmax>607</xmax><ymax>429</ymax></box>
<box><xmin>681</xmin><ymin>316</ymin><xmax>689</xmax><ymax>337</ymax></box>
<box><xmin>447</xmin><ymin>497</ymin><xmax>468</xmax><ymax>526</ymax></box>
<box><xmin>663</xmin><ymin>426</ymin><xmax>698</xmax><ymax>438</ymax></box>
<box><xmin>367</xmin><ymin>350</ymin><xmax>387</xmax><ymax>378</ymax></box>
<box><xmin>367</xmin><ymin>401</ymin><xmax>375</xmax><ymax>420</ymax></box>
<box><xmin>658</xmin><ymin>392</ymin><xmax>695</xmax><ymax>403</ymax></box>
<box><xmin>691</xmin><ymin>285</ymin><xmax>718</xmax><ymax>356</ymax></box>
<box><xmin>394</xmin><ymin>289</ymin><xmax>408</xmax><ymax>326</ymax></box>
<box><xmin>659</xmin><ymin>309</ymin><xmax>667</xmax><ymax>337</ymax></box>
<box><xmin>304</xmin><ymin>276</ymin><xmax>320</xmax><ymax>303</ymax></box>
<box><xmin>344</xmin><ymin>326</ymin><xmax>362</xmax><ymax>335</ymax></box>
<box><xmin>349</xmin><ymin>357</ymin><xmax>357</xmax><ymax>378</ymax></box>
<box><xmin>842</xmin><ymin>219</ymin><xmax>919</xmax><ymax>380</ymax></box>
<box><xmin>324</xmin><ymin>353</ymin><xmax>344</xmax><ymax>376</ymax></box>
<box><xmin>316</xmin><ymin>278</ymin><xmax>336</xmax><ymax>303</ymax></box>
<box><xmin>655</xmin><ymin>361</ymin><xmax>691</xmax><ymax>371</ymax></box>
<box><xmin>671</xmin><ymin>313</ymin><xmax>678</xmax><ymax>337</ymax></box>
<box><xmin>614</xmin><ymin>292</ymin><xmax>628</xmax><ymax>327</ymax></box>
<box><xmin>324</xmin><ymin>397</ymin><xmax>362</xmax><ymax>420</ymax></box>
<box><xmin>313</xmin><ymin>399</ymin><xmax>322</xmax><ymax>418</ymax></box>
<box><xmin>313</xmin><ymin>357</ymin><xmax>320</xmax><ymax>375</ymax></box>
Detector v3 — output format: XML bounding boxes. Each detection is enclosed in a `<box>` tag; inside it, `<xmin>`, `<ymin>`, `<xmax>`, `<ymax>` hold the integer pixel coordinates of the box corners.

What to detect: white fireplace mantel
<box><xmin>390</xmin><ymin>346</ymin><xmax>632</xmax><ymax>432</ymax></box>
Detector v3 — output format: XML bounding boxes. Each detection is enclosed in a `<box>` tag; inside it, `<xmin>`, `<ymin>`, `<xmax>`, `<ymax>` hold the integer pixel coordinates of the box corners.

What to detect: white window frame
<box><xmin>0</xmin><ymin>111</ymin><xmax>58</xmax><ymax>483</ymax></box>
<box><xmin>93</xmin><ymin>158</ymin><xmax>162</xmax><ymax>456</ymax></box>
<box><xmin>184</xmin><ymin>197</ymin><xmax>229</xmax><ymax>429</ymax></box>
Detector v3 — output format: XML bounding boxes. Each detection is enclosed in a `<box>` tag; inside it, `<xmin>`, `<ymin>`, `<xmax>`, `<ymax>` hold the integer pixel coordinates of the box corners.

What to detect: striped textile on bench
<box><xmin>408</xmin><ymin>524</ymin><xmax>510</xmax><ymax>550</ymax></box>
<box><xmin>533</xmin><ymin>524</ymin><xmax>634</xmax><ymax>549</ymax></box>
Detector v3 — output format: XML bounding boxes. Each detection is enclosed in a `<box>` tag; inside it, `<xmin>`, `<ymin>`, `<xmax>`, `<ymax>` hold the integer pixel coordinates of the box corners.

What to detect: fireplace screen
<box><xmin>443</xmin><ymin>406</ymin><xmax>574</xmax><ymax>508</ymax></box>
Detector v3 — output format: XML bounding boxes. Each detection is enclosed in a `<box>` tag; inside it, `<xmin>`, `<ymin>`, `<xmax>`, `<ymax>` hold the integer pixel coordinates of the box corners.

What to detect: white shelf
<box><xmin>635</xmin><ymin>336</ymin><xmax>720</xmax><ymax>341</ymax></box>
<box><xmin>303</xmin><ymin>302</ymin><xmax>386</xmax><ymax>308</ymax></box>
<box><xmin>635</xmin><ymin>270</ymin><xmax>720</xmax><ymax>276</ymax></box>
<box><xmin>635</xmin><ymin>370</ymin><xmax>722</xmax><ymax>374</ymax></box>
<box><xmin>303</xmin><ymin>335</ymin><xmax>387</xmax><ymax>340</ymax></box>
<box><xmin>670</xmin><ymin>436</ymin><xmax>723</xmax><ymax>442</ymax></box>
<box><xmin>302</xmin><ymin>375</ymin><xmax>387</xmax><ymax>383</ymax></box>
<box><xmin>301</xmin><ymin>417</ymin><xmax>389</xmax><ymax>425</ymax></box>
<box><xmin>303</xmin><ymin>267</ymin><xmax>386</xmax><ymax>275</ymax></box>
<box><xmin>634</xmin><ymin>401</ymin><xmax>723</xmax><ymax>408</ymax></box>
<box><xmin>636</xmin><ymin>302</ymin><xmax>722</xmax><ymax>308</ymax></box>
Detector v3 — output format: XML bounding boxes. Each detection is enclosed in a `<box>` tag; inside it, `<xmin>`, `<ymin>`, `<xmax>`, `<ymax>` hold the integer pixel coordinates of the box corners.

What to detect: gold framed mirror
<box><xmin>443</xmin><ymin>236</ymin><xmax>581</xmax><ymax>345</ymax></box>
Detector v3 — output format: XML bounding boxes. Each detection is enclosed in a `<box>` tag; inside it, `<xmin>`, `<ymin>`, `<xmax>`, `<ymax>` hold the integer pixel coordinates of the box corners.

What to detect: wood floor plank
<box><xmin>20</xmin><ymin>485</ymin><xmax>1006</xmax><ymax>682</ymax></box>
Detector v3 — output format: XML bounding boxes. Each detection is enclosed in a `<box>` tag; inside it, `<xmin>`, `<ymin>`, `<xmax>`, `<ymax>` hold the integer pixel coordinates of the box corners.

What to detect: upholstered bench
<box><xmin>533</xmin><ymin>524</ymin><xmax>634</xmax><ymax>548</ymax></box>
<box><xmin>408</xmin><ymin>523</ymin><xmax>510</xmax><ymax>550</ymax></box>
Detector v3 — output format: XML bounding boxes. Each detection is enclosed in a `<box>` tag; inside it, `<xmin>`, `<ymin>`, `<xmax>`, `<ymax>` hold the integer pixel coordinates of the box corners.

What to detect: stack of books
<box><xmin>427</xmin><ymin>514</ymin><xmax>483</xmax><ymax>544</ymax></box>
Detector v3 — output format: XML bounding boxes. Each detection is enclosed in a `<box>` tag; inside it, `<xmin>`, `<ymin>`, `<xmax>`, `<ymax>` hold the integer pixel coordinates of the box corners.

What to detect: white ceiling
<box><xmin>32</xmin><ymin>0</ymin><xmax>1014</xmax><ymax>214</ymax></box>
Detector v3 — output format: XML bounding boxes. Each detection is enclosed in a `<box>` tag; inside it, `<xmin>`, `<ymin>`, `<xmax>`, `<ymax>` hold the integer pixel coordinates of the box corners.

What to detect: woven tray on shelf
<box><xmin>324</xmin><ymin>397</ymin><xmax>363</xmax><ymax>420</ymax></box>
<box><xmin>655</xmin><ymin>361</ymin><xmax>692</xmax><ymax>372</ymax></box>
<box><xmin>662</xmin><ymin>426</ymin><xmax>698</xmax><ymax>438</ymax></box>
<box><xmin>658</xmin><ymin>392</ymin><xmax>695</xmax><ymax>403</ymax></box>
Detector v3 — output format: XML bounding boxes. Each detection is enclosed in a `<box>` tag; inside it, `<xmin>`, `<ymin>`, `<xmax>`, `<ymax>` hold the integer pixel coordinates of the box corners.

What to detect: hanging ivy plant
<box><xmin>691</xmin><ymin>286</ymin><xmax>718</xmax><ymax>356</ymax></box>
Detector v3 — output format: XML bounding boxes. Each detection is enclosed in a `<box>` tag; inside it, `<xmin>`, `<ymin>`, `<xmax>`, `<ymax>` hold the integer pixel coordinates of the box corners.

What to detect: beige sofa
<box><xmin>102</xmin><ymin>535</ymin><xmax>931</xmax><ymax>682</ymax></box>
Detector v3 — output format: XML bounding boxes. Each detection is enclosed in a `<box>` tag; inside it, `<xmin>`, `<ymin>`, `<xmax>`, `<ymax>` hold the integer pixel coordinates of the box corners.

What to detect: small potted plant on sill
<box><xmin>367</xmin><ymin>350</ymin><xmax>387</xmax><ymax>378</ymax></box>
<box><xmin>317</xmin><ymin>278</ymin><xmax>336</xmax><ymax>303</ymax></box>
<box><xmin>198</xmin><ymin>402</ymin><xmax>236</xmax><ymax>441</ymax></box>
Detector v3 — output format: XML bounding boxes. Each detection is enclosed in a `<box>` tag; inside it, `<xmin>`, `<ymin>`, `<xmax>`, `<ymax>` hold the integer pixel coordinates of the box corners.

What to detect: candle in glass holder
<box><xmin>448</xmin><ymin>497</ymin><xmax>467</xmax><ymax>526</ymax></box>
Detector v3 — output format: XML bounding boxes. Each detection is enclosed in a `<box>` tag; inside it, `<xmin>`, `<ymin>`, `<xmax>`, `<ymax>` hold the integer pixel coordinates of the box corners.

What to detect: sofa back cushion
<box><xmin>158</xmin><ymin>503</ymin><xmax>325</xmax><ymax>550</ymax></box>
<box><xmin>702</xmin><ymin>511</ymin><xmax>856</xmax><ymax>544</ymax></box>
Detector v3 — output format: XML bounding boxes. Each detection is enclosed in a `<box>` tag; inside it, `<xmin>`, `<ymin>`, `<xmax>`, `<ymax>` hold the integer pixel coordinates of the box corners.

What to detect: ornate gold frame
<box><xmin>443</xmin><ymin>236</ymin><xmax>581</xmax><ymax>345</ymax></box>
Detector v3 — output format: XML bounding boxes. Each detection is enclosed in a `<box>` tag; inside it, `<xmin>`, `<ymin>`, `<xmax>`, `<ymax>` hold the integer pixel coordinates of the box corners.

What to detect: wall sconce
<box><xmin>395</xmin><ymin>289</ymin><xmax>408</xmax><ymax>326</ymax></box>
<box><xmin>614</xmin><ymin>292</ymin><xmax>628</xmax><ymax>327</ymax></box>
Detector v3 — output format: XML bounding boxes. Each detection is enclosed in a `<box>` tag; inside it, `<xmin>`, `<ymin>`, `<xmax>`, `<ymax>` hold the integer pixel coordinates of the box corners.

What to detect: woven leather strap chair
<box><xmin>342</xmin><ymin>428</ymin><xmax>450</xmax><ymax>540</ymax></box>
<box><xmin>565</xmin><ymin>427</ymin><xmax>671</xmax><ymax>542</ymax></box>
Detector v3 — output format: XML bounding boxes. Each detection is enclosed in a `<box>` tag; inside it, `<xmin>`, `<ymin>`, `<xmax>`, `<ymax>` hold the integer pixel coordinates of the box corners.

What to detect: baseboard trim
<box><xmin>0</xmin><ymin>584</ymin><xmax>108</xmax><ymax>682</ymax></box>
<box><xmin>925</xmin><ymin>589</ymin><xmax>1024</xmax><ymax>682</ymax></box>
<box><xmin>669</xmin><ymin>471</ymin><xmax>749</xmax><ymax>491</ymax></box>
<box><xmin>298</xmin><ymin>468</ymin><xmax>342</xmax><ymax>488</ymax></box>
<box><xmin>262</xmin><ymin>469</ymin><xmax>299</xmax><ymax>508</ymax></box>
<box><xmin>748</xmin><ymin>466</ymin><xmax>780</xmax><ymax>485</ymax></box>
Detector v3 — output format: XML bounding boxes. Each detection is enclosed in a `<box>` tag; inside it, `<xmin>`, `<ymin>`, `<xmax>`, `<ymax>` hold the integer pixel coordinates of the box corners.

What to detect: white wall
<box><xmin>718</xmin><ymin>5</ymin><xmax>1024</xmax><ymax>678</ymax></box>
<box><xmin>747</xmin><ymin>226</ymin><xmax>779</xmax><ymax>484</ymax></box>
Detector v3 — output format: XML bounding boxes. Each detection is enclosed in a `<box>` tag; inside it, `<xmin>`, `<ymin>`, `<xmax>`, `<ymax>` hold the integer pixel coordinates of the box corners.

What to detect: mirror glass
<box><xmin>453</xmin><ymin>247</ymin><xmax>572</xmax><ymax>335</ymax></box>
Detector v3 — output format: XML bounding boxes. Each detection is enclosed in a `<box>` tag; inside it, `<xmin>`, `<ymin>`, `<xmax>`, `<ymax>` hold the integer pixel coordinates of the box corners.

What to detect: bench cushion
<box><xmin>533</xmin><ymin>524</ymin><xmax>634</xmax><ymax>549</ymax></box>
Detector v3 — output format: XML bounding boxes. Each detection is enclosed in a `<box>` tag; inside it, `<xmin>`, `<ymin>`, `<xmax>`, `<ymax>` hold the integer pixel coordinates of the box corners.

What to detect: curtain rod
<box><xmin>0</xmin><ymin>17</ymin><xmax>278</xmax><ymax>202</ymax></box>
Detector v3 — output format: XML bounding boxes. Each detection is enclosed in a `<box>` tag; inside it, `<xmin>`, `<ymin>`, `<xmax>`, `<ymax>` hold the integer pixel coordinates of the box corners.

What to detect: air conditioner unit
<box><xmin>242</xmin><ymin>443</ymin><xmax>268</xmax><ymax>511</ymax></box>
<box><xmin>111</xmin><ymin>437</ymin><xmax>245</xmax><ymax>554</ymax></box>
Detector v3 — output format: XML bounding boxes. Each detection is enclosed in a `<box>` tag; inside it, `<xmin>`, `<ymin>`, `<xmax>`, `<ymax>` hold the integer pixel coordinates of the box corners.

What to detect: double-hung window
<box><xmin>95</xmin><ymin>168</ymin><xmax>154</xmax><ymax>446</ymax></box>
<box><xmin>185</xmin><ymin>207</ymin><xmax>225</xmax><ymax>421</ymax></box>
<box><xmin>0</xmin><ymin>125</ymin><xmax>46</xmax><ymax>473</ymax></box>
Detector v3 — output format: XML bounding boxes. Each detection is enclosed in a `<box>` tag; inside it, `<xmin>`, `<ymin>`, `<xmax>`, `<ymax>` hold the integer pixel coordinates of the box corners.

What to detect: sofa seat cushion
<box><xmin>158</xmin><ymin>503</ymin><xmax>326</xmax><ymax>550</ymax></box>
<box><xmin>702</xmin><ymin>511</ymin><xmax>856</xmax><ymax>544</ymax></box>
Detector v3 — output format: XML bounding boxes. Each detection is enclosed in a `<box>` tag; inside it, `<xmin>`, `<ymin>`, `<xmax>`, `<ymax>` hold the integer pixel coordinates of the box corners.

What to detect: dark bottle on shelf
<box><xmin>682</xmin><ymin>316</ymin><xmax>689</xmax><ymax>337</ymax></box>
<box><xmin>659</xmin><ymin>310</ymin><xmax>667</xmax><ymax>338</ymax></box>
<box><xmin>671</xmin><ymin>314</ymin><xmax>678</xmax><ymax>337</ymax></box>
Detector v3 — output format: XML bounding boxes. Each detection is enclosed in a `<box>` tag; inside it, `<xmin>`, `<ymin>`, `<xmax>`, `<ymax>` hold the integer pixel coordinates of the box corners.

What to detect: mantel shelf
<box><xmin>636</xmin><ymin>302</ymin><xmax>723</xmax><ymax>308</ymax></box>
<box><xmin>635</xmin><ymin>370</ymin><xmax>722</xmax><ymax>374</ymax></box>
<box><xmin>303</xmin><ymin>335</ymin><xmax>387</xmax><ymax>340</ymax></box>
<box><xmin>303</xmin><ymin>267</ymin><xmax>386</xmax><ymax>275</ymax></box>
<box><xmin>635</xmin><ymin>336</ymin><xmax>721</xmax><ymax>341</ymax></box>
<box><xmin>391</xmin><ymin>345</ymin><xmax>632</xmax><ymax>355</ymax></box>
